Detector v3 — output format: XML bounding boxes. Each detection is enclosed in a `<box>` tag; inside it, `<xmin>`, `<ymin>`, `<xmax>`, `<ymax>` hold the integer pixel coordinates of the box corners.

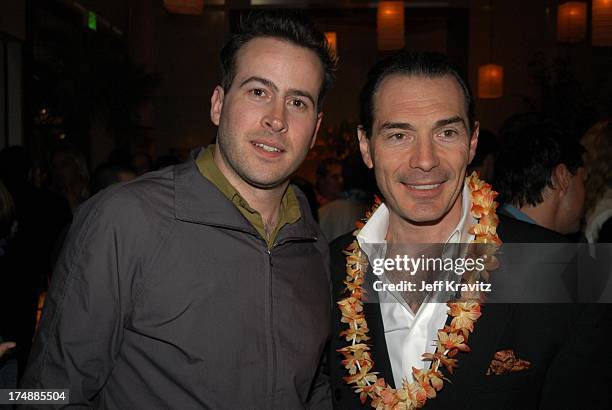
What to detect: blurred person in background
<box><xmin>318</xmin><ymin>153</ymin><xmax>376</xmax><ymax>241</ymax></box>
<box><xmin>153</xmin><ymin>154</ymin><xmax>180</xmax><ymax>170</ymax></box>
<box><xmin>130</xmin><ymin>152</ymin><xmax>153</xmax><ymax>176</ymax></box>
<box><xmin>315</xmin><ymin>157</ymin><xmax>343</xmax><ymax>206</ymax></box>
<box><xmin>48</xmin><ymin>144</ymin><xmax>90</xmax><ymax>212</ymax></box>
<box><xmin>291</xmin><ymin>176</ymin><xmax>319</xmax><ymax>221</ymax></box>
<box><xmin>91</xmin><ymin>162</ymin><xmax>136</xmax><ymax>196</ymax></box>
<box><xmin>581</xmin><ymin>120</ymin><xmax>612</xmax><ymax>243</ymax></box>
<box><xmin>0</xmin><ymin>146</ymin><xmax>72</xmax><ymax>379</ymax></box>
<box><xmin>0</xmin><ymin>180</ymin><xmax>16</xmax><ymax>257</ymax></box>
<box><xmin>467</xmin><ymin>129</ymin><xmax>498</xmax><ymax>183</ymax></box>
<box><xmin>0</xmin><ymin>180</ymin><xmax>17</xmax><ymax>387</ymax></box>
<box><xmin>495</xmin><ymin>113</ymin><xmax>586</xmax><ymax>237</ymax></box>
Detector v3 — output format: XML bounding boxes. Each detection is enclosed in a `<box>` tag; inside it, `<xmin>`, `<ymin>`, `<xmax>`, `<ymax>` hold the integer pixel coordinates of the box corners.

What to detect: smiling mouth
<box><xmin>407</xmin><ymin>183</ymin><xmax>441</xmax><ymax>190</ymax></box>
<box><xmin>251</xmin><ymin>142</ymin><xmax>284</xmax><ymax>153</ymax></box>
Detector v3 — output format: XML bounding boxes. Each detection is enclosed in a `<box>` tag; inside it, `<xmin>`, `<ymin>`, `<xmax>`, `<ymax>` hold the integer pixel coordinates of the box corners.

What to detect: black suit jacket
<box><xmin>329</xmin><ymin>214</ymin><xmax>611</xmax><ymax>409</ymax></box>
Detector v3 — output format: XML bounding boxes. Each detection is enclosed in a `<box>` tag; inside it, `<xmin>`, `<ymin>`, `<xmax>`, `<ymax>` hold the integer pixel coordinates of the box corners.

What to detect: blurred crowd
<box><xmin>0</xmin><ymin>145</ymin><xmax>180</xmax><ymax>387</ymax></box>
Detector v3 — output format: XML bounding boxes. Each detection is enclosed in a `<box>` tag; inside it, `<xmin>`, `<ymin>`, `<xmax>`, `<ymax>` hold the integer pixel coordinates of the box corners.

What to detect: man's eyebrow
<box><xmin>239</xmin><ymin>76</ymin><xmax>278</xmax><ymax>92</ymax></box>
<box><xmin>238</xmin><ymin>77</ymin><xmax>315</xmax><ymax>106</ymax></box>
<box><xmin>379</xmin><ymin>122</ymin><xmax>416</xmax><ymax>131</ymax></box>
<box><xmin>434</xmin><ymin>116</ymin><xmax>467</xmax><ymax>129</ymax></box>
<box><xmin>287</xmin><ymin>88</ymin><xmax>316</xmax><ymax>106</ymax></box>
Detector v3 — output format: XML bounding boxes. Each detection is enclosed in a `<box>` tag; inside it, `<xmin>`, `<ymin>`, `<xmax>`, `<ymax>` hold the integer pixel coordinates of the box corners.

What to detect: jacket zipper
<box><xmin>265</xmin><ymin>235</ymin><xmax>317</xmax><ymax>406</ymax></box>
<box><xmin>266</xmin><ymin>248</ymin><xmax>277</xmax><ymax>408</ymax></box>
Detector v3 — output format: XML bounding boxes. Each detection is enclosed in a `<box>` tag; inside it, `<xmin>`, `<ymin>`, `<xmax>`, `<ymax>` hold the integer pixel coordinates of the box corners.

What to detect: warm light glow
<box><xmin>557</xmin><ymin>2</ymin><xmax>587</xmax><ymax>43</ymax></box>
<box><xmin>593</xmin><ymin>0</ymin><xmax>612</xmax><ymax>46</ymax></box>
<box><xmin>324</xmin><ymin>32</ymin><xmax>338</xmax><ymax>56</ymax></box>
<box><xmin>163</xmin><ymin>0</ymin><xmax>204</xmax><ymax>15</ymax></box>
<box><xmin>478</xmin><ymin>64</ymin><xmax>504</xmax><ymax>99</ymax></box>
<box><xmin>377</xmin><ymin>1</ymin><xmax>405</xmax><ymax>51</ymax></box>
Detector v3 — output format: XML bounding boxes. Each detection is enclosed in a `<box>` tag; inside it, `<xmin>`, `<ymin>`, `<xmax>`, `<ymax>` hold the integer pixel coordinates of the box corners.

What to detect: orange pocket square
<box><xmin>486</xmin><ymin>349</ymin><xmax>531</xmax><ymax>375</ymax></box>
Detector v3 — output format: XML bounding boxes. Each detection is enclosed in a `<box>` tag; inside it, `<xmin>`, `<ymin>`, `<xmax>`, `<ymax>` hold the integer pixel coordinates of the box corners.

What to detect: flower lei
<box><xmin>337</xmin><ymin>172</ymin><xmax>501</xmax><ymax>409</ymax></box>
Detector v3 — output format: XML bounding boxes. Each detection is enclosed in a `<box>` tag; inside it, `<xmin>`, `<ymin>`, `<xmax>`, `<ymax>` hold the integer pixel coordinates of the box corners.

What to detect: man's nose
<box><xmin>409</xmin><ymin>138</ymin><xmax>439</xmax><ymax>171</ymax></box>
<box><xmin>261</xmin><ymin>102</ymin><xmax>288</xmax><ymax>133</ymax></box>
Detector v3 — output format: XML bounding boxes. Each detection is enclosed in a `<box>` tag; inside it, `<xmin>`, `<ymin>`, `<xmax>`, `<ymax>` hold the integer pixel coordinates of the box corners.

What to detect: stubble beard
<box><xmin>217</xmin><ymin>128</ymin><xmax>306</xmax><ymax>190</ymax></box>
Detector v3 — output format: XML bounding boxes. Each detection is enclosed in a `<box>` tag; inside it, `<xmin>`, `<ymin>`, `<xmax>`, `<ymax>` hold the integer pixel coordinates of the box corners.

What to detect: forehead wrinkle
<box><xmin>239</xmin><ymin>76</ymin><xmax>278</xmax><ymax>91</ymax></box>
<box><xmin>232</xmin><ymin>37</ymin><xmax>323</xmax><ymax>105</ymax></box>
<box><xmin>373</xmin><ymin>75</ymin><xmax>466</xmax><ymax>132</ymax></box>
<box><xmin>374</xmin><ymin>100</ymin><xmax>462</xmax><ymax>131</ymax></box>
<box><xmin>380</xmin><ymin>121</ymin><xmax>416</xmax><ymax>131</ymax></box>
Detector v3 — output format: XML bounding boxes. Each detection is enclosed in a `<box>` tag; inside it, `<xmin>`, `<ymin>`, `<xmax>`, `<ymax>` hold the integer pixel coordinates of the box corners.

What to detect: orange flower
<box><xmin>344</xmin><ymin>275</ymin><xmax>364</xmax><ymax>294</ymax></box>
<box><xmin>339</xmin><ymin>318</ymin><xmax>370</xmax><ymax>343</ymax></box>
<box><xmin>470</xmin><ymin>203</ymin><xmax>486</xmax><ymax>219</ymax></box>
<box><xmin>346</xmin><ymin>252</ymin><xmax>367</xmax><ymax>266</ymax></box>
<box><xmin>346</xmin><ymin>283</ymin><xmax>365</xmax><ymax>299</ymax></box>
<box><xmin>472</xmin><ymin>232</ymin><xmax>502</xmax><ymax>246</ymax></box>
<box><xmin>411</xmin><ymin>368</ymin><xmax>437</xmax><ymax>403</ymax></box>
<box><xmin>378</xmin><ymin>387</ymin><xmax>400</xmax><ymax>409</ymax></box>
<box><xmin>345</xmin><ymin>265</ymin><xmax>360</xmax><ymax>279</ymax></box>
<box><xmin>467</xmin><ymin>171</ymin><xmax>485</xmax><ymax>191</ymax></box>
<box><xmin>437</xmin><ymin>331</ymin><xmax>470</xmax><ymax>353</ymax></box>
<box><xmin>423</xmin><ymin>351</ymin><xmax>460</xmax><ymax>374</ymax></box>
<box><xmin>353</xmin><ymin>375</ymin><xmax>382</xmax><ymax>404</ymax></box>
<box><xmin>338</xmin><ymin>297</ymin><xmax>364</xmax><ymax>323</ymax></box>
<box><xmin>469</xmin><ymin>222</ymin><xmax>496</xmax><ymax>236</ymax></box>
<box><xmin>395</xmin><ymin>383</ymin><xmax>419</xmax><ymax>410</ymax></box>
<box><xmin>340</xmin><ymin>347</ymin><xmax>374</xmax><ymax>376</ymax></box>
<box><xmin>479</xmin><ymin>208</ymin><xmax>499</xmax><ymax>227</ymax></box>
<box><xmin>428</xmin><ymin>370</ymin><xmax>445</xmax><ymax>391</ymax></box>
<box><xmin>449</xmin><ymin>302</ymin><xmax>482</xmax><ymax>332</ymax></box>
<box><xmin>482</xmin><ymin>254</ymin><xmax>500</xmax><ymax>272</ymax></box>
<box><xmin>338</xmin><ymin>343</ymin><xmax>370</xmax><ymax>354</ymax></box>
<box><xmin>472</xmin><ymin>187</ymin><xmax>498</xmax><ymax>210</ymax></box>
<box><xmin>343</xmin><ymin>366</ymin><xmax>372</xmax><ymax>384</ymax></box>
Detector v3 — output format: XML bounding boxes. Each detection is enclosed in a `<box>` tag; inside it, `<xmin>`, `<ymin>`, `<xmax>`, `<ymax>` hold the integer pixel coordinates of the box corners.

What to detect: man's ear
<box><xmin>358</xmin><ymin>126</ymin><xmax>374</xmax><ymax>169</ymax></box>
<box><xmin>551</xmin><ymin>163</ymin><xmax>571</xmax><ymax>195</ymax></box>
<box><xmin>310</xmin><ymin>112</ymin><xmax>323</xmax><ymax>149</ymax></box>
<box><xmin>210</xmin><ymin>86</ymin><xmax>225</xmax><ymax>126</ymax></box>
<box><xmin>468</xmin><ymin>121</ymin><xmax>480</xmax><ymax>164</ymax></box>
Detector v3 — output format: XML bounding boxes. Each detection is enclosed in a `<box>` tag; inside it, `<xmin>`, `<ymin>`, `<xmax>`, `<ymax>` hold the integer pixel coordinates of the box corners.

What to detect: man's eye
<box><xmin>290</xmin><ymin>99</ymin><xmax>306</xmax><ymax>108</ymax></box>
<box><xmin>251</xmin><ymin>89</ymin><xmax>266</xmax><ymax>97</ymax></box>
<box><xmin>438</xmin><ymin>129</ymin><xmax>458</xmax><ymax>139</ymax></box>
<box><xmin>389</xmin><ymin>133</ymin><xmax>405</xmax><ymax>140</ymax></box>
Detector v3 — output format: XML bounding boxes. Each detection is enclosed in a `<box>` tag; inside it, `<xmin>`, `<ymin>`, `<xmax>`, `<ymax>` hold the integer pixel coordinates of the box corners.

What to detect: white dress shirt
<box><xmin>356</xmin><ymin>183</ymin><xmax>476</xmax><ymax>388</ymax></box>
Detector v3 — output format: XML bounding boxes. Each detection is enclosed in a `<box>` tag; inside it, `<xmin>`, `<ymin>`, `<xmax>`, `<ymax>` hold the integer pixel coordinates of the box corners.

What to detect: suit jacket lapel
<box><xmin>360</xmin><ymin>265</ymin><xmax>396</xmax><ymax>387</ymax></box>
<box><xmin>363</xmin><ymin>301</ymin><xmax>395</xmax><ymax>386</ymax></box>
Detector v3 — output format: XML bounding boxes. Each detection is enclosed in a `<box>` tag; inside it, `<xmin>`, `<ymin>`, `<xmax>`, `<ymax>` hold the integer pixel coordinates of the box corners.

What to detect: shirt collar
<box><xmin>502</xmin><ymin>203</ymin><xmax>536</xmax><ymax>225</ymax></box>
<box><xmin>175</xmin><ymin>148</ymin><xmax>312</xmax><ymax>242</ymax></box>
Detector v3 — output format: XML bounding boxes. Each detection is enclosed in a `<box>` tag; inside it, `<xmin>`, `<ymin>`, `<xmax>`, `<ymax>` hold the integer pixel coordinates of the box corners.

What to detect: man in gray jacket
<box><xmin>21</xmin><ymin>11</ymin><xmax>336</xmax><ymax>409</ymax></box>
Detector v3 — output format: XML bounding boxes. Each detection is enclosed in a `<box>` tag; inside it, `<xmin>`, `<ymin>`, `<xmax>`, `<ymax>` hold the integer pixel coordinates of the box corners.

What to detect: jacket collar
<box><xmin>174</xmin><ymin>148</ymin><xmax>318</xmax><ymax>242</ymax></box>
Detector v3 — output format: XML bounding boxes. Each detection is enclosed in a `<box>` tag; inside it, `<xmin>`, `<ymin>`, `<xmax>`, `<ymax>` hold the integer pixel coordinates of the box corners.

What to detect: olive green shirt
<box><xmin>196</xmin><ymin>145</ymin><xmax>301</xmax><ymax>248</ymax></box>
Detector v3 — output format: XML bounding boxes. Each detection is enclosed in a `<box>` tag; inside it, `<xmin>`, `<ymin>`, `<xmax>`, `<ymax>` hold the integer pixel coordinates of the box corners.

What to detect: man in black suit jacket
<box><xmin>328</xmin><ymin>51</ymin><xmax>610</xmax><ymax>409</ymax></box>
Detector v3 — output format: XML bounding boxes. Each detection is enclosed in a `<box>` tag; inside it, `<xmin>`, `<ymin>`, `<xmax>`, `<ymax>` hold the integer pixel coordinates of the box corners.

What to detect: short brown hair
<box><xmin>220</xmin><ymin>10</ymin><xmax>337</xmax><ymax>112</ymax></box>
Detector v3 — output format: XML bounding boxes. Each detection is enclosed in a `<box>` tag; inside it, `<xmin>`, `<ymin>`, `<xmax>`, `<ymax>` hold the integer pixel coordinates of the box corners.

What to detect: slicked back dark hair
<box><xmin>359</xmin><ymin>51</ymin><xmax>474</xmax><ymax>137</ymax></box>
<box><xmin>220</xmin><ymin>10</ymin><xmax>337</xmax><ymax>112</ymax></box>
<box><xmin>494</xmin><ymin>112</ymin><xmax>585</xmax><ymax>207</ymax></box>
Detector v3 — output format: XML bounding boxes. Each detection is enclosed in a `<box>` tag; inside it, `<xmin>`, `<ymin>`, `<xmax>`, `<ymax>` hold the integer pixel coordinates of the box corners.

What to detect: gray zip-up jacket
<box><xmin>21</xmin><ymin>150</ymin><xmax>332</xmax><ymax>409</ymax></box>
